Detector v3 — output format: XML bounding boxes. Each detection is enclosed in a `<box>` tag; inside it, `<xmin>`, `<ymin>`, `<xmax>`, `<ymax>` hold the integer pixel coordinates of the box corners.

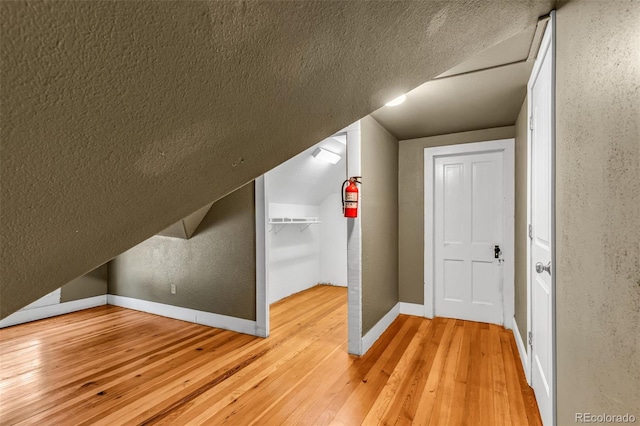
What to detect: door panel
<box><xmin>472</xmin><ymin>260</ymin><xmax>496</xmax><ymax>304</ymax></box>
<box><xmin>434</xmin><ymin>151</ymin><xmax>505</xmax><ymax>325</ymax></box>
<box><xmin>444</xmin><ymin>259</ymin><xmax>465</xmax><ymax>301</ymax></box>
<box><xmin>472</xmin><ymin>160</ymin><xmax>498</xmax><ymax>244</ymax></box>
<box><xmin>533</xmin><ymin>273</ymin><xmax>551</xmax><ymax>392</ymax></box>
<box><xmin>444</xmin><ymin>163</ymin><xmax>465</xmax><ymax>243</ymax></box>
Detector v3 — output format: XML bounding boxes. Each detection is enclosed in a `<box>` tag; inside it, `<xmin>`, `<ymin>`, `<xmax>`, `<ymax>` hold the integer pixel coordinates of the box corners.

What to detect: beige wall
<box><xmin>398</xmin><ymin>126</ymin><xmax>516</xmax><ymax>304</ymax></box>
<box><xmin>514</xmin><ymin>99</ymin><xmax>528</xmax><ymax>344</ymax></box>
<box><xmin>361</xmin><ymin>116</ymin><xmax>399</xmax><ymax>334</ymax></box>
<box><xmin>60</xmin><ymin>264</ymin><xmax>108</xmax><ymax>302</ymax></box>
<box><xmin>555</xmin><ymin>1</ymin><xmax>640</xmax><ymax>422</ymax></box>
<box><xmin>108</xmin><ymin>183</ymin><xmax>256</xmax><ymax>320</ymax></box>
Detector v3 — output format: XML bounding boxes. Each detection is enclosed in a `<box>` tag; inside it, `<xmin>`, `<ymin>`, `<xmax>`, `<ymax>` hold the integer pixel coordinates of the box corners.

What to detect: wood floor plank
<box><xmin>478</xmin><ymin>326</ymin><xmax>495</xmax><ymax>425</ymax></box>
<box><xmin>0</xmin><ymin>286</ymin><xmax>542</xmax><ymax>425</ymax></box>
<box><xmin>447</xmin><ymin>320</ymin><xmax>474</xmax><ymax>426</ymax></box>
<box><xmin>410</xmin><ymin>318</ymin><xmax>457</xmax><ymax>425</ymax></box>
<box><xmin>361</xmin><ymin>319</ymin><xmax>432</xmax><ymax>425</ymax></box>
<box><xmin>307</xmin><ymin>315</ymin><xmax>415</xmax><ymax>426</ymax></box>
<box><xmin>490</xmin><ymin>325</ymin><xmax>512</xmax><ymax>426</ymax></box>
<box><xmin>500</xmin><ymin>328</ymin><xmax>531</xmax><ymax>426</ymax></box>
<box><xmin>249</xmin><ymin>344</ymin><xmax>351</xmax><ymax>426</ymax></box>
<box><xmin>381</xmin><ymin>317</ymin><xmax>451</xmax><ymax>425</ymax></box>
<box><xmin>425</xmin><ymin>320</ymin><xmax>465</xmax><ymax>426</ymax></box>
<box><xmin>329</xmin><ymin>316</ymin><xmax>422</xmax><ymax>425</ymax></box>
<box><xmin>7</xmin><ymin>326</ymin><xmax>231</xmax><ymax>425</ymax></box>
<box><xmin>160</xmin><ymin>307</ymin><xmax>348</xmax><ymax>425</ymax></box>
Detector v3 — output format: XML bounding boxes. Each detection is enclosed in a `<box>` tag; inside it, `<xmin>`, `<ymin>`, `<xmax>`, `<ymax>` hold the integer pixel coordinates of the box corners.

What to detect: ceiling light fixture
<box><xmin>312</xmin><ymin>147</ymin><xmax>341</xmax><ymax>164</ymax></box>
<box><xmin>385</xmin><ymin>94</ymin><xmax>406</xmax><ymax>107</ymax></box>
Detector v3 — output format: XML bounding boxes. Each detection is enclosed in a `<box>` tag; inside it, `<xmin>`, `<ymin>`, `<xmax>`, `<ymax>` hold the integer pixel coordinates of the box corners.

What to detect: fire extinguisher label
<box><xmin>345</xmin><ymin>193</ymin><xmax>358</xmax><ymax>201</ymax></box>
<box><xmin>345</xmin><ymin>202</ymin><xmax>357</xmax><ymax>209</ymax></box>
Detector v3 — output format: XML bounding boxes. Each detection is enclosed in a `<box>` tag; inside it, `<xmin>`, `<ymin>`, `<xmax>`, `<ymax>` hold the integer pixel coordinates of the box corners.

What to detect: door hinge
<box><xmin>528</xmin><ymin>331</ymin><xmax>533</xmax><ymax>347</ymax></box>
<box><xmin>529</xmin><ymin>114</ymin><xmax>534</xmax><ymax>131</ymax></box>
<box><xmin>528</xmin><ymin>224</ymin><xmax>533</xmax><ymax>239</ymax></box>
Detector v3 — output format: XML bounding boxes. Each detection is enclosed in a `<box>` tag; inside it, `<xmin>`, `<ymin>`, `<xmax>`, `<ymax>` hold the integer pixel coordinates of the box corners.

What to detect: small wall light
<box><xmin>385</xmin><ymin>94</ymin><xmax>406</xmax><ymax>107</ymax></box>
<box><xmin>312</xmin><ymin>147</ymin><xmax>341</xmax><ymax>164</ymax></box>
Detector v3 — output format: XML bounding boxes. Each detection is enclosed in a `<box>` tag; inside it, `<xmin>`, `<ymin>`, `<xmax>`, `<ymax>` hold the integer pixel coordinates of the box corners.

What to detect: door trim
<box><xmin>257</xmin><ymin>122</ymin><xmax>362</xmax><ymax>353</ymax></box>
<box><xmin>424</xmin><ymin>139</ymin><xmax>515</xmax><ymax>327</ymax></box>
<box><xmin>255</xmin><ymin>175</ymin><xmax>269</xmax><ymax>338</ymax></box>
<box><xmin>526</xmin><ymin>10</ymin><xmax>556</xmax><ymax>425</ymax></box>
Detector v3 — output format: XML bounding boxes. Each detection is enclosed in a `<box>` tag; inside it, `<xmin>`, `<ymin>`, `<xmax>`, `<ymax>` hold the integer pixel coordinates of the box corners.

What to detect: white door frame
<box><xmin>255</xmin><ymin>175</ymin><xmax>269</xmax><ymax>338</ymax></box>
<box><xmin>526</xmin><ymin>11</ymin><xmax>556</xmax><ymax>425</ymax></box>
<box><xmin>424</xmin><ymin>139</ymin><xmax>515</xmax><ymax>328</ymax></box>
<box><xmin>255</xmin><ymin>122</ymin><xmax>361</xmax><ymax>351</ymax></box>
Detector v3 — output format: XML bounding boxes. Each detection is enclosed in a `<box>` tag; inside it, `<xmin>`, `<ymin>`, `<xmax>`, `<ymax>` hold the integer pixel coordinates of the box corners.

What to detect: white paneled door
<box><xmin>425</xmin><ymin>139</ymin><xmax>514</xmax><ymax>326</ymax></box>
<box><xmin>528</xmin><ymin>14</ymin><xmax>555</xmax><ymax>426</ymax></box>
<box><xmin>434</xmin><ymin>150</ymin><xmax>506</xmax><ymax>324</ymax></box>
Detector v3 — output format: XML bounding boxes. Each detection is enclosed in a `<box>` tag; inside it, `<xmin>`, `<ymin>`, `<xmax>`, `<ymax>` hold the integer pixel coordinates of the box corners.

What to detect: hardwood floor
<box><xmin>0</xmin><ymin>285</ymin><xmax>540</xmax><ymax>425</ymax></box>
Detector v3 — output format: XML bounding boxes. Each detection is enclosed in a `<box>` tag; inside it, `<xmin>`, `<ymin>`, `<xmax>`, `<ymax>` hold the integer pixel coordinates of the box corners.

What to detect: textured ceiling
<box><xmin>371</xmin><ymin>25</ymin><xmax>539</xmax><ymax>140</ymax></box>
<box><xmin>371</xmin><ymin>61</ymin><xmax>534</xmax><ymax>140</ymax></box>
<box><xmin>437</xmin><ymin>24</ymin><xmax>536</xmax><ymax>77</ymax></box>
<box><xmin>0</xmin><ymin>1</ymin><xmax>553</xmax><ymax>317</ymax></box>
<box><xmin>156</xmin><ymin>203</ymin><xmax>214</xmax><ymax>239</ymax></box>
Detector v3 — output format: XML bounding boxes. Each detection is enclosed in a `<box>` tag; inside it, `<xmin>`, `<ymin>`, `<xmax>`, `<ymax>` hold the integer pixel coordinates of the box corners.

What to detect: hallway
<box><xmin>0</xmin><ymin>285</ymin><xmax>540</xmax><ymax>425</ymax></box>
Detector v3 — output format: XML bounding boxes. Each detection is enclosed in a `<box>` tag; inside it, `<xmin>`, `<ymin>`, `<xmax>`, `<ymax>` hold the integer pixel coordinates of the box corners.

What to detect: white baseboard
<box><xmin>360</xmin><ymin>303</ymin><xmax>400</xmax><ymax>355</ymax></box>
<box><xmin>400</xmin><ymin>302</ymin><xmax>424</xmax><ymax>317</ymax></box>
<box><xmin>322</xmin><ymin>282</ymin><xmax>348</xmax><ymax>288</ymax></box>
<box><xmin>107</xmin><ymin>295</ymin><xmax>259</xmax><ymax>337</ymax></box>
<box><xmin>512</xmin><ymin>316</ymin><xmax>530</xmax><ymax>383</ymax></box>
<box><xmin>0</xmin><ymin>295</ymin><xmax>107</xmax><ymax>329</ymax></box>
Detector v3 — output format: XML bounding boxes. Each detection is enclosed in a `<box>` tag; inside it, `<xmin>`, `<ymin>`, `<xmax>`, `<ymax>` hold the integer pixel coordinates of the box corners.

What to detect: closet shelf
<box><xmin>269</xmin><ymin>217</ymin><xmax>321</xmax><ymax>233</ymax></box>
<box><xmin>269</xmin><ymin>217</ymin><xmax>321</xmax><ymax>225</ymax></box>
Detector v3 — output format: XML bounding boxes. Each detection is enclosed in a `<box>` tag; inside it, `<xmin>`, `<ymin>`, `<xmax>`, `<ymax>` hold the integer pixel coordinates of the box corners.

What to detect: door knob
<box><xmin>535</xmin><ymin>262</ymin><xmax>551</xmax><ymax>275</ymax></box>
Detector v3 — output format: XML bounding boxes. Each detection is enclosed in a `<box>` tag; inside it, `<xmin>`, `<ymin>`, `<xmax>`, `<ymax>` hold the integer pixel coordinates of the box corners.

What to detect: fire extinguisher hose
<box><xmin>341</xmin><ymin>179</ymin><xmax>349</xmax><ymax>211</ymax></box>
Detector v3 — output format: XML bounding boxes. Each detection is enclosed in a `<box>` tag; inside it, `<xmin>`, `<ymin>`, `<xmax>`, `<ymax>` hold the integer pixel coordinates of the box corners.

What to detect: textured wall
<box><xmin>555</xmin><ymin>1</ymin><xmax>640</xmax><ymax>422</ymax></box>
<box><xmin>398</xmin><ymin>126</ymin><xmax>516</xmax><ymax>304</ymax></box>
<box><xmin>60</xmin><ymin>265</ymin><xmax>108</xmax><ymax>303</ymax></box>
<box><xmin>361</xmin><ymin>116</ymin><xmax>399</xmax><ymax>334</ymax></box>
<box><xmin>0</xmin><ymin>0</ymin><xmax>554</xmax><ymax>318</ymax></box>
<box><xmin>108</xmin><ymin>183</ymin><xmax>256</xmax><ymax>320</ymax></box>
<box><xmin>514</xmin><ymin>98</ymin><xmax>528</xmax><ymax>344</ymax></box>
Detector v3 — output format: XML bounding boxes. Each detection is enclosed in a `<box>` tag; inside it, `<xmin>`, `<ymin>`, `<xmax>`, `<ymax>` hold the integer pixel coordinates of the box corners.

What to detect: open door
<box><xmin>527</xmin><ymin>12</ymin><xmax>555</xmax><ymax>426</ymax></box>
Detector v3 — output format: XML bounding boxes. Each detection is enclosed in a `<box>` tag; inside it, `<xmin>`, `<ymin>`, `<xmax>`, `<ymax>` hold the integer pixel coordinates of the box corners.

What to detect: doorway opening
<box><xmin>257</xmin><ymin>131</ymin><xmax>350</xmax><ymax>338</ymax></box>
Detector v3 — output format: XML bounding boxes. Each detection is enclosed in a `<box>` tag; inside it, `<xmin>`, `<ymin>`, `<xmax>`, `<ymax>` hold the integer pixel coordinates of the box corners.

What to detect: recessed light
<box><xmin>385</xmin><ymin>94</ymin><xmax>406</xmax><ymax>107</ymax></box>
<box><xmin>312</xmin><ymin>147</ymin><xmax>341</xmax><ymax>164</ymax></box>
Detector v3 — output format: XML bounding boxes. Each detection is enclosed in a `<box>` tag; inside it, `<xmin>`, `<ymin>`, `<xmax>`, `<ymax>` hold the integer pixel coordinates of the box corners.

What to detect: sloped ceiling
<box><xmin>437</xmin><ymin>23</ymin><xmax>537</xmax><ymax>77</ymax></box>
<box><xmin>267</xmin><ymin>135</ymin><xmax>346</xmax><ymax>207</ymax></box>
<box><xmin>371</xmin><ymin>23</ymin><xmax>542</xmax><ymax>140</ymax></box>
<box><xmin>0</xmin><ymin>1</ymin><xmax>554</xmax><ymax>318</ymax></box>
<box><xmin>371</xmin><ymin>61</ymin><xmax>534</xmax><ymax>139</ymax></box>
<box><xmin>156</xmin><ymin>203</ymin><xmax>214</xmax><ymax>239</ymax></box>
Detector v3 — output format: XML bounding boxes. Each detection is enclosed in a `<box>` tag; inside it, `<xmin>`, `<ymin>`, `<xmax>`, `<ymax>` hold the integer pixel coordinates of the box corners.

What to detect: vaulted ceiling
<box><xmin>267</xmin><ymin>133</ymin><xmax>347</xmax><ymax>207</ymax></box>
<box><xmin>372</xmin><ymin>20</ymin><xmax>548</xmax><ymax>139</ymax></box>
<box><xmin>0</xmin><ymin>1</ymin><xmax>554</xmax><ymax>317</ymax></box>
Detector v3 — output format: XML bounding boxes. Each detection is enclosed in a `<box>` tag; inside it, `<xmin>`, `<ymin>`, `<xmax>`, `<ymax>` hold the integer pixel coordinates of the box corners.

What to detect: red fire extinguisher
<box><xmin>342</xmin><ymin>176</ymin><xmax>361</xmax><ymax>218</ymax></box>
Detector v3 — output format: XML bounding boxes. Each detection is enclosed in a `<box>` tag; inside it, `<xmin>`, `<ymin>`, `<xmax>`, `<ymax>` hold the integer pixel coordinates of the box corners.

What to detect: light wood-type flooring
<box><xmin>0</xmin><ymin>285</ymin><xmax>540</xmax><ymax>425</ymax></box>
